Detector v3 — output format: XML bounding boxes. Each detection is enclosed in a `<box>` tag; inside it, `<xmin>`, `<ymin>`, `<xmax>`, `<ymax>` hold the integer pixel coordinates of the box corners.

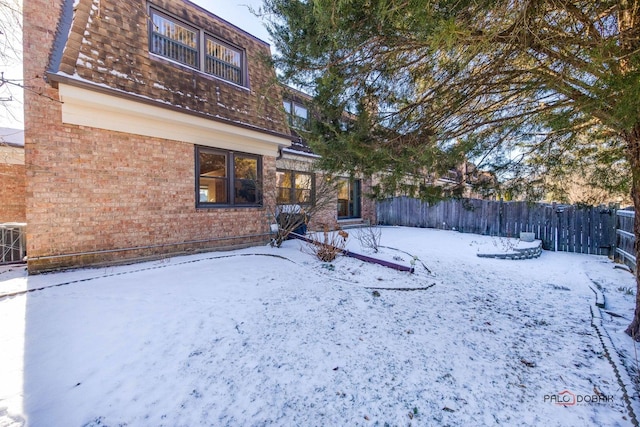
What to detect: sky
<box><xmin>193</xmin><ymin>0</ymin><xmax>272</xmax><ymax>44</ymax></box>
<box><xmin>0</xmin><ymin>0</ymin><xmax>272</xmax><ymax>130</ymax></box>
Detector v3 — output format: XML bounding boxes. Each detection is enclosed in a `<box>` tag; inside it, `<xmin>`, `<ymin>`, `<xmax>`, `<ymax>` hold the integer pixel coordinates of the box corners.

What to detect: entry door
<box><xmin>337</xmin><ymin>178</ymin><xmax>361</xmax><ymax>219</ymax></box>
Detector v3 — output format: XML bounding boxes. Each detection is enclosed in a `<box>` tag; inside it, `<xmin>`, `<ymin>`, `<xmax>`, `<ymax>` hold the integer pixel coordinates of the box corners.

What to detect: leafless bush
<box><xmin>264</xmin><ymin>159</ymin><xmax>339</xmax><ymax>247</ymax></box>
<box><xmin>356</xmin><ymin>224</ymin><xmax>382</xmax><ymax>253</ymax></box>
<box><xmin>270</xmin><ymin>204</ymin><xmax>309</xmax><ymax>247</ymax></box>
<box><xmin>305</xmin><ymin>226</ymin><xmax>349</xmax><ymax>262</ymax></box>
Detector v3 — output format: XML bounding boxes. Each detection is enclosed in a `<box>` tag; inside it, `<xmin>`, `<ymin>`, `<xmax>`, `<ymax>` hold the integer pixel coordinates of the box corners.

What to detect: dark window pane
<box><xmin>295</xmin><ymin>189</ymin><xmax>312</xmax><ymax>204</ymax></box>
<box><xmin>277</xmin><ymin>187</ymin><xmax>291</xmax><ymax>204</ymax></box>
<box><xmin>337</xmin><ymin>179</ymin><xmax>349</xmax><ymax>200</ymax></box>
<box><xmin>199</xmin><ymin>177</ymin><xmax>227</xmax><ymax>203</ymax></box>
<box><xmin>235</xmin><ymin>179</ymin><xmax>257</xmax><ymax>204</ymax></box>
<box><xmin>235</xmin><ymin>156</ymin><xmax>257</xmax><ymax>180</ymax></box>
<box><xmin>294</xmin><ymin>173</ymin><xmax>312</xmax><ymax>190</ymax></box>
<box><xmin>234</xmin><ymin>156</ymin><xmax>258</xmax><ymax>204</ymax></box>
<box><xmin>200</xmin><ymin>152</ymin><xmax>226</xmax><ymax>177</ymax></box>
<box><xmin>276</xmin><ymin>171</ymin><xmax>293</xmax><ymax>204</ymax></box>
<box><xmin>206</xmin><ymin>38</ymin><xmax>243</xmax><ymax>84</ymax></box>
<box><xmin>276</xmin><ymin>171</ymin><xmax>291</xmax><ymax>188</ymax></box>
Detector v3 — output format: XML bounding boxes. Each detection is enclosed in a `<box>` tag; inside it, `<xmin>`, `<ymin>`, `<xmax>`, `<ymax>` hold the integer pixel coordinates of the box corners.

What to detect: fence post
<box><xmin>498</xmin><ymin>198</ymin><xmax>503</xmax><ymax>237</ymax></box>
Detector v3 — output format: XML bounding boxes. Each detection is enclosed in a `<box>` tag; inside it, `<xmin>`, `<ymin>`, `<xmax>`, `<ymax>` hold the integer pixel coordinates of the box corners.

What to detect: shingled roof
<box><xmin>47</xmin><ymin>0</ymin><xmax>291</xmax><ymax>139</ymax></box>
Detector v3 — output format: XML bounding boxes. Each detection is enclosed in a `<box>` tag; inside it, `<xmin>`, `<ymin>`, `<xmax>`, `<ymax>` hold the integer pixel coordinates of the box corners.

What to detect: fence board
<box><xmin>376</xmin><ymin>197</ymin><xmax>616</xmax><ymax>256</ymax></box>
<box><xmin>615</xmin><ymin>210</ymin><xmax>636</xmax><ymax>272</ymax></box>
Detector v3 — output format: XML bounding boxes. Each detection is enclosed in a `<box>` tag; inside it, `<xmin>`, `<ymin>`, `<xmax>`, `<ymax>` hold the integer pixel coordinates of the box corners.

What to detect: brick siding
<box><xmin>0</xmin><ymin>163</ymin><xmax>26</xmax><ymax>223</ymax></box>
<box><xmin>24</xmin><ymin>121</ymin><xmax>276</xmax><ymax>272</ymax></box>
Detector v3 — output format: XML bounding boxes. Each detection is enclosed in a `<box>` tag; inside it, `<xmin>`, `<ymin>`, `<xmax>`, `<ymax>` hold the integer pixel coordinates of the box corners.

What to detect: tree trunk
<box><xmin>624</xmin><ymin>124</ymin><xmax>640</xmax><ymax>339</ymax></box>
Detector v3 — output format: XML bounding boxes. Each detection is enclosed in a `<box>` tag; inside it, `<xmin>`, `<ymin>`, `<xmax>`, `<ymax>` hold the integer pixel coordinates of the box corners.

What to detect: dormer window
<box><xmin>149</xmin><ymin>8</ymin><xmax>245</xmax><ymax>86</ymax></box>
<box><xmin>283</xmin><ymin>99</ymin><xmax>309</xmax><ymax>129</ymax></box>
<box><xmin>151</xmin><ymin>12</ymin><xmax>199</xmax><ymax>68</ymax></box>
<box><xmin>206</xmin><ymin>37</ymin><xmax>242</xmax><ymax>85</ymax></box>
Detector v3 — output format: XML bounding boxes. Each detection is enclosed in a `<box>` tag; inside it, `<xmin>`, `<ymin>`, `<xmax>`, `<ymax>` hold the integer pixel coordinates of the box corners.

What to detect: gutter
<box><xmin>47</xmin><ymin>72</ymin><xmax>294</xmax><ymax>143</ymax></box>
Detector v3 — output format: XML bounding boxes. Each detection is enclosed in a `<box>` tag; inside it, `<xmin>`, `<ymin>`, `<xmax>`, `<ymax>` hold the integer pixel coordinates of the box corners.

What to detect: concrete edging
<box><xmin>476</xmin><ymin>240</ymin><xmax>543</xmax><ymax>260</ymax></box>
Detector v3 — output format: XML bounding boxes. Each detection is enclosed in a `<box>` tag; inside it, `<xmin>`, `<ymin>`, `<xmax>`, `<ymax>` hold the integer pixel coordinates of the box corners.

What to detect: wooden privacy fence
<box><xmin>615</xmin><ymin>210</ymin><xmax>636</xmax><ymax>272</ymax></box>
<box><xmin>377</xmin><ymin>197</ymin><xmax>616</xmax><ymax>256</ymax></box>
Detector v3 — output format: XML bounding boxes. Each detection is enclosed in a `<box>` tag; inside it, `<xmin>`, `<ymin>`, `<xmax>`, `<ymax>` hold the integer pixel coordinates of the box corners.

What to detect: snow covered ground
<box><xmin>0</xmin><ymin>227</ymin><xmax>638</xmax><ymax>426</ymax></box>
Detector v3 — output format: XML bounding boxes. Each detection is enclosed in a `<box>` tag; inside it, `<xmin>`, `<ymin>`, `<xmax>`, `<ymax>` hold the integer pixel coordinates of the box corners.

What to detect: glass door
<box><xmin>337</xmin><ymin>178</ymin><xmax>361</xmax><ymax>219</ymax></box>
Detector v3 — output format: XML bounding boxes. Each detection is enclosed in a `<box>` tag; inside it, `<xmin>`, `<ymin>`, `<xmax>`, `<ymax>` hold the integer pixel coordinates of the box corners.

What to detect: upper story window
<box><xmin>206</xmin><ymin>38</ymin><xmax>242</xmax><ymax>85</ymax></box>
<box><xmin>151</xmin><ymin>12</ymin><xmax>199</xmax><ymax>68</ymax></box>
<box><xmin>150</xmin><ymin>8</ymin><xmax>245</xmax><ymax>86</ymax></box>
<box><xmin>283</xmin><ymin>99</ymin><xmax>309</xmax><ymax>129</ymax></box>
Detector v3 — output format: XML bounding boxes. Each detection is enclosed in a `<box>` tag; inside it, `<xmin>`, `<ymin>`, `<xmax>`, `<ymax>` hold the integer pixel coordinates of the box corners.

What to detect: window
<box><xmin>151</xmin><ymin>12</ymin><xmax>198</xmax><ymax>68</ymax></box>
<box><xmin>150</xmin><ymin>8</ymin><xmax>245</xmax><ymax>86</ymax></box>
<box><xmin>337</xmin><ymin>178</ymin><xmax>361</xmax><ymax>219</ymax></box>
<box><xmin>197</xmin><ymin>147</ymin><xmax>261</xmax><ymax>207</ymax></box>
<box><xmin>276</xmin><ymin>170</ymin><xmax>314</xmax><ymax>205</ymax></box>
<box><xmin>206</xmin><ymin>37</ymin><xmax>242</xmax><ymax>85</ymax></box>
<box><xmin>283</xmin><ymin>99</ymin><xmax>309</xmax><ymax>129</ymax></box>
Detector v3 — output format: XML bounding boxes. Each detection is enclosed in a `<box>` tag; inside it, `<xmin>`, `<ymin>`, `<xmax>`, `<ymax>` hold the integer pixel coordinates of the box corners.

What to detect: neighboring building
<box><xmin>441</xmin><ymin>162</ymin><xmax>498</xmax><ymax>200</ymax></box>
<box><xmin>22</xmin><ymin>0</ymin><xmax>376</xmax><ymax>273</ymax></box>
<box><xmin>0</xmin><ymin>128</ymin><xmax>26</xmax><ymax>223</ymax></box>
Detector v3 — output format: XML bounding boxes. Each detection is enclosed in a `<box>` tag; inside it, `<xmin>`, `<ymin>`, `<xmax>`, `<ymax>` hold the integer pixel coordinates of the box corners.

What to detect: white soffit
<box><xmin>58</xmin><ymin>83</ymin><xmax>291</xmax><ymax>156</ymax></box>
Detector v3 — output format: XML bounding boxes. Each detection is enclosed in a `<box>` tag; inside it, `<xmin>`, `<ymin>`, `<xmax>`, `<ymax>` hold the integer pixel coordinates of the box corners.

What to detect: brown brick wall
<box><xmin>25</xmin><ymin>122</ymin><xmax>276</xmax><ymax>272</ymax></box>
<box><xmin>0</xmin><ymin>163</ymin><xmax>26</xmax><ymax>223</ymax></box>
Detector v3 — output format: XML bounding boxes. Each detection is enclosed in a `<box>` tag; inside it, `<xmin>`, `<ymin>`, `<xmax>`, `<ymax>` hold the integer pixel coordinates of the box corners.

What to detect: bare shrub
<box><xmin>264</xmin><ymin>159</ymin><xmax>339</xmax><ymax>247</ymax></box>
<box><xmin>356</xmin><ymin>224</ymin><xmax>382</xmax><ymax>253</ymax></box>
<box><xmin>305</xmin><ymin>226</ymin><xmax>349</xmax><ymax>262</ymax></box>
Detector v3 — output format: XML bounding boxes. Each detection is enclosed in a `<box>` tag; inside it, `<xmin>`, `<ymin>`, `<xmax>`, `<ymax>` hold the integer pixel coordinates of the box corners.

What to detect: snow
<box><xmin>474</xmin><ymin>235</ymin><xmax>541</xmax><ymax>255</ymax></box>
<box><xmin>0</xmin><ymin>227</ymin><xmax>638</xmax><ymax>426</ymax></box>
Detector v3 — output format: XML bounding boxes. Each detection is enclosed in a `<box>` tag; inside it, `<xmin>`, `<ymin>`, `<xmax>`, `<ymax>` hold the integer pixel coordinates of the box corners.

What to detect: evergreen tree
<box><xmin>262</xmin><ymin>0</ymin><xmax>640</xmax><ymax>338</ymax></box>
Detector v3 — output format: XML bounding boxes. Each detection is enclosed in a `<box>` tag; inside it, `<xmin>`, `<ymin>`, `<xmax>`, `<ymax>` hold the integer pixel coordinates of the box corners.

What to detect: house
<box><xmin>23</xmin><ymin>0</ymin><xmax>291</xmax><ymax>273</ymax></box>
<box><xmin>22</xmin><ymin>0</ymin><xmax>376</xmax><ymax>273</ymax></box>
<box><xmin>0</xmin><ymin>128</ymin><xmax>25</xmax><ymax>223</ymax></box>
<box><xmin>277</xmin><ymin>87</ymin><xmax>376</xmax><ymax>230</ymax></box>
